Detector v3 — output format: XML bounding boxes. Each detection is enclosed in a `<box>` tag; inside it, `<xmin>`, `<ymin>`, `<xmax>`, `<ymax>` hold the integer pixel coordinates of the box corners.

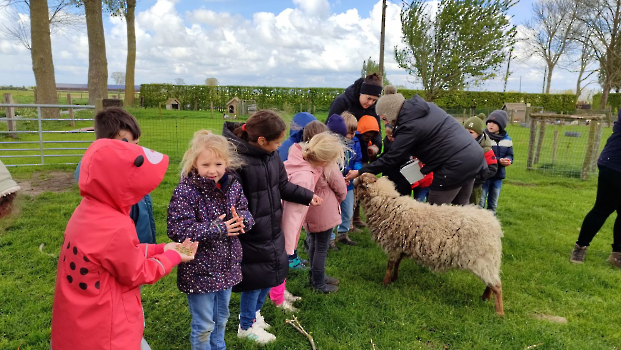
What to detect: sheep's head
<box><xmin>353</xmin><ymin>173</ymin><xmax>378</xmax><ymax>202</ymax></box>
<box><xmin>354</xmin><ymin>173</ymin><xmax>401</xmax><ymax>202</ymax></box>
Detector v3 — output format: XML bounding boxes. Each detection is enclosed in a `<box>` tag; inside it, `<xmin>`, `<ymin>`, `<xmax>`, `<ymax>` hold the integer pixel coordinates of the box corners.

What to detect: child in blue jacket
<box><xmin>479</xmin><ymin>110</ymin><xmax>513</xmax><ymax>215</ymax></box>
<box><xmin>334</xmin><ymin>112</ymin><xmax>362</xmax><ymax>246</ymax></box>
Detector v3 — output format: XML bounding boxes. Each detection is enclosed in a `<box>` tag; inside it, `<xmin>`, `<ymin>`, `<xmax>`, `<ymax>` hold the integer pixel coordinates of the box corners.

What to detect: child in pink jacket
<box><xmin>304</xmin><ymin>134</ymin><xmax>348</xmax><ymax>293</ymax></box>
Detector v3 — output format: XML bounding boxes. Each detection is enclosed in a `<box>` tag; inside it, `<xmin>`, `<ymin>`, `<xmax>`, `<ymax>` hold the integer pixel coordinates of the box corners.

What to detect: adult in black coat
<box><xmin>346</xmin><ymin>86</ymin><xmax>485</xmax><ymax>205</ymax></box>
<box><xmin>223</xmin><ymin>119</ymin><xmax>315</xmax><ymax>293</ymax></box>
<box><xmin>328</xmin><ymin>73</ymin><xmax>384</xmax><ymax>160</ymax></box>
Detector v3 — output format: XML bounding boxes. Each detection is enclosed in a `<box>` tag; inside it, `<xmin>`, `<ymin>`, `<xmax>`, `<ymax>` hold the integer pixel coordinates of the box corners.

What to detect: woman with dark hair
<box><xmin>329</xmin><ymin>73</ymin><xmax>383</xmax><ymax>227</ymax></box>
<box><xmin>222</xmin><ymin>111</ymin><xmax>321</xmax><ymax>344</ymax></box>
<box><xmin>328</xmin><ymin>73</ymin><xmax>384</xmax><ymax>162</ymax></box>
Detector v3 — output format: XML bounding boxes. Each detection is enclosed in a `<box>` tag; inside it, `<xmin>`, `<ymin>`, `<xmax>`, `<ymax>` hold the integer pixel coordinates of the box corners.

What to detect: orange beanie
<box><xmin>357</xmin><ymin>115</ymin><xmax>380</xmax><ymax>134</ymax></box>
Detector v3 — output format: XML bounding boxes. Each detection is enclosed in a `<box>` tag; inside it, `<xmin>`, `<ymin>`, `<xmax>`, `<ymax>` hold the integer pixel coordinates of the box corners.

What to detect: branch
<box><xmin>286</xmin><ymin>315</ymin><xmax>316</xmax><ymax>350</ymax></box>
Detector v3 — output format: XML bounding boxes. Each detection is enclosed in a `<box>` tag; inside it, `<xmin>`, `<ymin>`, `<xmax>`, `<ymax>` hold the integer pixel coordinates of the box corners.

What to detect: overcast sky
<box><xmin>0</xmin><ymin>0</ymin><xmax>600</xmax><ymax>96</ymax></box>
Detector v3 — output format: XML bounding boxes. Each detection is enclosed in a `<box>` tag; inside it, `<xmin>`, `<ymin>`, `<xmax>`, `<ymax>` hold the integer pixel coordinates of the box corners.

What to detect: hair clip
<box><xmin>242</xmin><ymin>124</ymin><xmax>247</xmax><ymax>132</ymax></box>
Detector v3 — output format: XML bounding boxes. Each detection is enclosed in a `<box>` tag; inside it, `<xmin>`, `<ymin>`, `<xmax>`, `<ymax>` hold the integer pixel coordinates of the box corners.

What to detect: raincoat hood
<box><xmin>78</xmin><ymin>139</ymin><xmax>169</xmax><ymax>215</ymax></box>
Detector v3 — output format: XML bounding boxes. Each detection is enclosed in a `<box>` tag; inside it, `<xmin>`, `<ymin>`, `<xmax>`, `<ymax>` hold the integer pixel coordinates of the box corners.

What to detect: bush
<box><xmin>140</xmin><ymin>84</ymin><xmax>577</xmax><ymax>114</ymax></box>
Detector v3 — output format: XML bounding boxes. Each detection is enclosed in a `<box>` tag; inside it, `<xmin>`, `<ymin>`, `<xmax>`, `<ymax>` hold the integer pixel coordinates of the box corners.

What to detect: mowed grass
<box><xmin>1</xmin><ymin>94</ymin><xmax>620</xmax><ymax>349</ymax></box>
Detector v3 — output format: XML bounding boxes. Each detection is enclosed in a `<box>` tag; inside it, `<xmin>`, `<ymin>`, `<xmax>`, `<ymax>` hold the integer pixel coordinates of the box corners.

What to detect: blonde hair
<box><xmin>180</xmin><ymin>130</ymin><xmax>243</xmax><ymax>177</ymax></box>
<box><xmin>343</xmin><ymin>114</ymin><xmax>358</xmax><ymax>134</ymax></box>
<box><xmin>301</xmin><ymin>132</ymin><xmax>348</xmax><ymax>170</ymax></box>
<box><xmin>302</xmin><ymin>120</ymin><xmax>328</xmax><ymax>142</ymax></box>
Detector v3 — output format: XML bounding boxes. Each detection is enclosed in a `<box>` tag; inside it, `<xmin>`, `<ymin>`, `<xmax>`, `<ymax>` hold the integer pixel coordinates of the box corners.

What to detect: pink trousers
<box><xmin>269</xmin><ymin>279</ymin><xmax>286</xmax><ymax>305</ymax></box>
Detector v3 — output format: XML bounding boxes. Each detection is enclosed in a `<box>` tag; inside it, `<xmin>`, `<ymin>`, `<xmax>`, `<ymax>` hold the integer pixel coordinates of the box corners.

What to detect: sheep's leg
<box><xmin>391</xmin><ymin>253</ymin><xmax>404</xmax><ymax>282</ymax></box>
<box><xmin>382</xmin><ymin>259</ymin><xmax>396</xmax><ymax>285</ymax></box>
<box><xmin>490</xmin><ymin>283</ymin><xmax>504</xmax><ymax>316</ymax></box>
<box><xmin>481</xmin><ymin>286</ymin><xmax>492</xmax><ymax>301</ymax></box>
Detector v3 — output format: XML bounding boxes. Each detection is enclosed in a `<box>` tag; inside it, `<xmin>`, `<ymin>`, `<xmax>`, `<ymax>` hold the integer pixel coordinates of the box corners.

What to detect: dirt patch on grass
<box><xmin>16</xmin><ymin>171</ymin><xmax>76</xmax><ymax>196</ymax></box>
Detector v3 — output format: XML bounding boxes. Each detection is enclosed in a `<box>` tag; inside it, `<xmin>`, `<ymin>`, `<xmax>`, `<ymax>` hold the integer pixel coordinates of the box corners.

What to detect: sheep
<box><xmin>354</xmin><ymin>173</ymin><xmax>504</xmax><ymax>316</ymax></box>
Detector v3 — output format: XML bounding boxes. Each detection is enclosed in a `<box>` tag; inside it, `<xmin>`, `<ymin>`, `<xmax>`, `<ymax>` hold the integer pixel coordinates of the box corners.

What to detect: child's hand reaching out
<box><xmin>165</xmin><ymin>238</ymin><xmax>198</xmax><ymax>263</ymax></box>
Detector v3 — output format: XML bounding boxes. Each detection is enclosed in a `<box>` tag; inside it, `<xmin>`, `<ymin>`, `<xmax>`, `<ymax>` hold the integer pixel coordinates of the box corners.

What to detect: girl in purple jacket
<box><xmin>167</xmin><ymin>130</ymin><xmax>255</xmax><ymax>350</ymax></box>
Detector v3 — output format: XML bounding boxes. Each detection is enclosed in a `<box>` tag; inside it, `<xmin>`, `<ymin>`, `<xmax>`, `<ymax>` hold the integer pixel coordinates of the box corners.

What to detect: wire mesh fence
<box><xmin>0</xmin><ymin>106</ymin><xmax>612</xmax><ymax>180</ymax></box>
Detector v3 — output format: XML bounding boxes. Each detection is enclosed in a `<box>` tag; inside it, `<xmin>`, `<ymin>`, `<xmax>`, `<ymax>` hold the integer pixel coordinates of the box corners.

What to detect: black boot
<box><xmin>310</xmin><ymin>269</ymin><xmax>338</xmax><ymax>293</ymax></box>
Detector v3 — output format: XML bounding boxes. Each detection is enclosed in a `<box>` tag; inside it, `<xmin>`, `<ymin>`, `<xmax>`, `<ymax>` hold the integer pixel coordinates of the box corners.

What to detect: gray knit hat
<box><xmin>0</xmin><ymin>160</ymin><xmax>20</xmax><ymax>198</ymax></box>
<box><xmin>375</xmin><ymin>86</ymin><xmax>405</xmax><ymax>124</ymax></box>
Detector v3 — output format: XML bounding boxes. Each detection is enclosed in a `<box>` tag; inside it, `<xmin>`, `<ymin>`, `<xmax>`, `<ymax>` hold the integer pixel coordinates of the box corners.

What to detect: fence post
<box><xmin>552</xmin><ymin>129</ymin><xmax>559</xmax><ymax>164</ymax></box>
<box><xmin>67</xmin><ymin>93</ymin><xmax>75</xmax><ymax>127</ymax></box>
<box><xmin>3</xmin><ymin>93</ymin><xmax>17</xmax><ymax>138</ymax></box>
<box><xmin>37</xmin><ymin>106</ymin><xmax>44</xmax><ymax>165</ymax></box>
<box><xmin>526</xmin><ymin>117</ymin><xmax>537</xmax><ymax>170</ymax></box>
<box><xmin>533</xmin><ymin>119</ymin><xmax>546</xmax><ymax>165</ymax></box>
<box><xmin>582</xmin><ymin>120</ymin><xmax>599</xmax><ymax>180</ymax></box>
<box><xmin>95</xmin><ymin>98</ymin><xmax>103</xmax><ymax>113</ymax></box>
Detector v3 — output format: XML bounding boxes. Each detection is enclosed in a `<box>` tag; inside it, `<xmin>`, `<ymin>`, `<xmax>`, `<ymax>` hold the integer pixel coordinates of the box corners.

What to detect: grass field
<box><xmin>1</xmin><ymin>92</ymin><xmax>620</xmax><ymax>349</ymax></box>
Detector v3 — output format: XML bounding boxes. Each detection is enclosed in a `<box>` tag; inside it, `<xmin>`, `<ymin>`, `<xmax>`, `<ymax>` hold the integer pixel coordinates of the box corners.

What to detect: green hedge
<box><xmin>592</xmin><ymin>93</ymin><xmax>621</xmax><ymax>111</ymax></box>
<box><xmin>140</xmin><ymin>84</ymin><xmax>577</xmax><ymax>113</ymax></box>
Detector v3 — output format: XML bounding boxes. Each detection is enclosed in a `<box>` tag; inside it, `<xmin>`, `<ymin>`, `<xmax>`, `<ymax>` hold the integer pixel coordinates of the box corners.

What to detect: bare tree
<box><xmin>2</xmin><ymin>0</ymin><xmax>83</xmax><ymax>50</ymax></box>
<box><xmin>175</xmin><ymin>78</ymin><xmax>185</xmax><ymax>85</ymax></box>
<box><xmin>205</xmin><ymin>77</ymin><xmax>218</xmax><ymax>86</ymax></box>
<box><xmin>578</xmin><ymin>0</ymin><xmax>621</xmax><ymax>107</ymax></box>
<box><xmin>111</xmin><ymin>71</ymin><xmax>125</xmax><ymax>85</ymax></box>
<box><xmin>522</xmin><ymin>0</ymin><xmax>580</xmax><ymax>94</ymax></box>
<box><xmin>564</xmin><ymin>25</ymin><xmax>598</xmax><ymax>99</ymax></box>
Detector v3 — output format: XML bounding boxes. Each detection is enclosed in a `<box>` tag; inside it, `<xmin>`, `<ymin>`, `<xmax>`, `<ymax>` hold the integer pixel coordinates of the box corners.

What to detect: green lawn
<box><xmin>1</xmin><ymin>95</ymin><xmax>620</xmax><ymax>349</ymax></box>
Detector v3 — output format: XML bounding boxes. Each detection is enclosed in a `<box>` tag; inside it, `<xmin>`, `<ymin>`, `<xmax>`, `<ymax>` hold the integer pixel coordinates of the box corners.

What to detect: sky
<box><xmin>0</xmin><ymin>0</ymin><xmax>599</xmax><ymax>96</ymax></box>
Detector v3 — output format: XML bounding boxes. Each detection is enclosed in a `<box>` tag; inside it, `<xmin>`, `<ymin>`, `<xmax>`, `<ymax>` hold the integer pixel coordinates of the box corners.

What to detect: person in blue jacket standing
<box><xmin>571</xmin><ymin>110</ymin><xmax>621</xmax><ymax>267</ymax></box>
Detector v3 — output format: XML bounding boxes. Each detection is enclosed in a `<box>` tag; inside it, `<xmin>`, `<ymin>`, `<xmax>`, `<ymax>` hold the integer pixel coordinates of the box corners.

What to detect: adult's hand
<box><xmin>344</xmin><ymin>170</ymin><xmax>359</xmax><ymax>182</ymax></box>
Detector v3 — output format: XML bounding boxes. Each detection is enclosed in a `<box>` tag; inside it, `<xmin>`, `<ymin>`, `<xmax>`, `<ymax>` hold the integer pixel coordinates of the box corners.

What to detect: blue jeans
<box><xmin>414</xmin><ymin>187</ymin><xmax>430</xmax><ymax>202</ymax></box>
<box><xmin>187</xmin><ymin>289</ymin><xmax>232</xmax><ymax>350</ymax></box>
<box><xmin>337</xmin><ymin>190</ymin><xmax>354</xmax><ymax>233</ymax></box>
<box><xmin>479</xmin><ymin>178</ymin><xmax>503</xmax><ymax>214</ymax></box>
<box><xmin>239</xmin><ymin>287</ymin><xmax>271</xmax><ymax>330</ymax></box>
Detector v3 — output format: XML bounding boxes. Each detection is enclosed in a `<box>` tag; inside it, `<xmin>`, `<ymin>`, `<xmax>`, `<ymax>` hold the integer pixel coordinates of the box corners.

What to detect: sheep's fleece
<box><xmin>356</xmin><ymin>173</ymin><xmax>503</xmax><ymax>287</ymax></box>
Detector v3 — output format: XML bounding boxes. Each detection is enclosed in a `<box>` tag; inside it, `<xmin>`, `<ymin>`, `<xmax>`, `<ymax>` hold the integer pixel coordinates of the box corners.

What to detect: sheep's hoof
<box><xmin>496</xmin><ymin>311</ymin><xmax>505</xmax><ymax>318</ymax></box>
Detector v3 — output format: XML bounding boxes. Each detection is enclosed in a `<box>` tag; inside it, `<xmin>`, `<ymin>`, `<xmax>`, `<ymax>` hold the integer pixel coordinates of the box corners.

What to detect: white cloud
<box><xmin>0</xmin><ymin>0</ymin><xmax>599</xmax><ymax>95</ymax></box>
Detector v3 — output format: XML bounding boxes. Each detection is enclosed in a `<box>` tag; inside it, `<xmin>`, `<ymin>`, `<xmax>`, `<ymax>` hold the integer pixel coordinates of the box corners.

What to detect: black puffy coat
<box><xmin>359</xmin><ymin>95</ymin><xmax>485</xmax><ymax>191</ymax></box>
<box><xmin>223</xmin><ymin>122</ymin><xmax>314</xmax><ymax>292</ymax></box>
<box><xmin>328</xmin><ymin>78</ymin><xmax>382</xmax><ymax>161</ymax></box>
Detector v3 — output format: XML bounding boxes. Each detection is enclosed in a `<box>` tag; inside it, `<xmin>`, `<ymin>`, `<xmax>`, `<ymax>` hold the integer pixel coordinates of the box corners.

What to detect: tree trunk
<box><xmin>601</xmin><ymin>84</ymin><xmax>610</xmax><ymax>109</ymax></box>
<box><xmin>30</xmin><ymin>0</ymin><xmax>59</xmax><ymax>118</ymax></box>
<box><xmin>545</xmin><ymin>63</ymin><xmax>553</xmax><ymax>94</ymax></box>
<box><xmin>124</xmin><ymin>0</ymin><xmax>136</xmax><ymax>107</ymax></box>
<box><xmin>84</xmin><ymin>0</ymin><xmax>108</xmax><ymax>105</ymax></box>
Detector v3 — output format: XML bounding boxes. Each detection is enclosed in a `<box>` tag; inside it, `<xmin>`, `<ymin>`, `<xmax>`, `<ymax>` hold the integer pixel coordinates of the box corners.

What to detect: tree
<box><xmin>578</xmin><ymin>0</ymin><xmax>621</xmax><ymax>107</ymax></box>
<box><xmin>79</xmin><ymin>0</ymin><xmax>108</xmax><ymax>105</ymax></box>
<box><xmin>395</xmin><ymin>0</ymin><xmax>516</xmax><ymax>101</ymax></box>
<box><xmin>361</xmin><ymin>57</ymin><xmax>391</xmax><ymax>85</ymax></box>
<box><xmin>110</xmin><ymin>71</ymin><xmax>125</xmax><ymax>85</ymax></box>
<box><xmin>205</xmin><ymin>78</ymin><xmax>218</xmax><ymax>86</ymax></box>
<box><xmin>522</xmin><ymin>0</ymin><xmax>580</xmax><ymax>94</ymax></box>
<box><xmin>1</xmin><ymin>0</ymin><xmax>80</xmax><ymax>118</ymax></box>
<box><xmin>175</xmin><ymin>78</ymin><xmax>186</xmax><ymax>85</ymax></box>
<box><xmin>564</xmin><ymin>24</ymin><xmax>598</xmax><ymax>99</ymax></box>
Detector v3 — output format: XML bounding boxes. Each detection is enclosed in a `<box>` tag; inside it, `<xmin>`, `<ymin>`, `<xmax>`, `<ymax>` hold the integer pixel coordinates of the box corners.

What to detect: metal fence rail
<box><xmin>0</xmin><ymin>103</ymin><xmax>95</xmax><ymax>166</ymax></box>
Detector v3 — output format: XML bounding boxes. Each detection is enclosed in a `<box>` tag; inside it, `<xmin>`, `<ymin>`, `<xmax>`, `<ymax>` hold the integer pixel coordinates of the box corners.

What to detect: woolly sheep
<box><xmin>354</xmin><ymin>173</ymin><xmax>504</xmax><ymax>315</ymax></box>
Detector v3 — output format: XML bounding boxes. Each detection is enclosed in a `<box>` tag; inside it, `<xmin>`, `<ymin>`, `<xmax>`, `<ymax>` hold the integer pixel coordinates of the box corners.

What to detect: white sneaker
<box><xmin>284</xmin><ymin>289</ymin><xmax>302</xmax><ymax>303</ymax></box>
<box><xmin>255</xmin><ymin>310</ymin><xmax>271</xmax><ymax>330</ymax></box>
<box><xmin>237</xmin><ymin>323</ymin><xmax>276</xmax><ymax>344</ymax></box>
<box><xmin>276</xmin><ymin>299</ymin><xmax>299</xmax><ymax>312</ymax></box>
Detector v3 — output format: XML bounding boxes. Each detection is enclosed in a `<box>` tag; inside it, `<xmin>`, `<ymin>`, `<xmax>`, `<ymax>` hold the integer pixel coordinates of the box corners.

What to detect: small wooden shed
<box><xmin>166</xmin><ymin>98</ymin><xmax>180</xmax><ymax>110</ymax></box>
<box><xmin>502</xmin><ymin>103</ymin><xmax>527</xmax><ymax>123</ymax></box>
<box><xmin>227</xmin><ymin>97</ymin><xmax>240</xmax><ymax>115</ymax></box>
